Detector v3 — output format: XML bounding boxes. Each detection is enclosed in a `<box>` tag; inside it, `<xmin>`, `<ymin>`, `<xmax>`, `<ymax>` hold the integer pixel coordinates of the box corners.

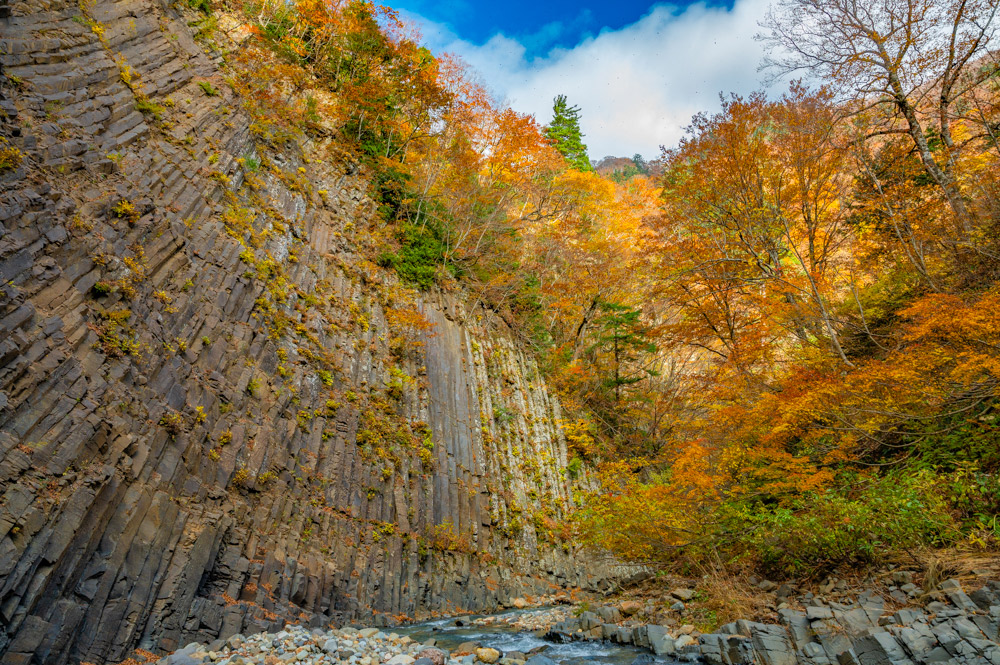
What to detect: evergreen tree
<box><xmin>590</xmin><ymin>301</ymin><xmax>657</xmax><ymax>404</ymax></box>
<box><xmin>544</xmin><ymin>94</ymin><xmax>592</xmax><ymax>171</ymax></box>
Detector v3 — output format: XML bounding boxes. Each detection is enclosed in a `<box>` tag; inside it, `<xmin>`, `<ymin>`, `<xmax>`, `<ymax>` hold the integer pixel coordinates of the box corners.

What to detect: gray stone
<box><xmin>750</xmin><ymin>625</ymin><xmax>797</xmax><ymax>665</ymax></box>
<box><xmin>524</xmin><ymin>657</ymin><xmax>557</xmax><ymax>665</ymax></box>
<box><xmin>851</xmin><ymin>632</ymin><xmax>914</xmax><ymax>665</ymax></box>
<box><xmin>938</xmin><ymin>580</ymin><xmax>962</xmax><ymax>593</ymax></box>
<box><xmin>647</xmin><ymin>625</ymin><xmax>675</xmax><ymax>656</ymax></box>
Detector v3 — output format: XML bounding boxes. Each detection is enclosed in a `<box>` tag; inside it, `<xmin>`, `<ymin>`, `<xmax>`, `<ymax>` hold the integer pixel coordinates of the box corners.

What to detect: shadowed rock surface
<box><xmin>0</xmin><ymin>2</ymin><xmax>636</xmax><ymax>663</ymax></box>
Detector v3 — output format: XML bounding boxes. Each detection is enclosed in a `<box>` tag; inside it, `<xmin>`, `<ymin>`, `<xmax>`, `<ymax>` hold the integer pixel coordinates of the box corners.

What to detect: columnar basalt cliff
<box><xmin>0</xmin><ymin>2</ymin><xmax>632</xmax><ymax>663</ymax></box>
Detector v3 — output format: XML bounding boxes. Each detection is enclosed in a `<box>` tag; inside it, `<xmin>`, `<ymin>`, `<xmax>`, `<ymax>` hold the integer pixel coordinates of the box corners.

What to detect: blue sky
<box><xmin>388</xmin><ymin>1</ymin><xmax>735</xmax><ymax>59</ymax></box>
<box><xmin>388</xmin><ymin>0</ymin><xmax>775</xmax><ymax>159</ymax></box>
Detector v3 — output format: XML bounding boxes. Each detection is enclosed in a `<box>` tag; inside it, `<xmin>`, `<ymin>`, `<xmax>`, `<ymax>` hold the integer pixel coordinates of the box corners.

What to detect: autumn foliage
<box><xmin>212</xmin><ymin>0</ymin><xmax>1000</xmax><ymax>577</ymax></box>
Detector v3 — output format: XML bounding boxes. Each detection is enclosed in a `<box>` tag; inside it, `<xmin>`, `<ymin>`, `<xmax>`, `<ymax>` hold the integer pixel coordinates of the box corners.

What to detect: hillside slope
<box><xmin>0</xmin><ymin>2</ymin><xmax>633</xmax><ymax>663</ymax></box>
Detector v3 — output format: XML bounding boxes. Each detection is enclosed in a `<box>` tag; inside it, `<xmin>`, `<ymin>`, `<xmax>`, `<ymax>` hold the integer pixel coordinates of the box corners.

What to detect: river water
<box><xmin>398</xmin><ymin>609</ymin><xmax>682</xmax><ymax>665</ymax></box>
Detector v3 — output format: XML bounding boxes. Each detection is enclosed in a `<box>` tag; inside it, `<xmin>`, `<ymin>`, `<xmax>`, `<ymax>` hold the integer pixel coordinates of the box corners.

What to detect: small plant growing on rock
<box><xmin>427</xmin><ymin>521</ymin><xmax>473</xmax><ymax>553</ymax></box>
<box><xmin>197</xmin><ymin>80</ymin><xmax>219</xmax><ymax>96</ymax></box>
<box><xmin>134</xmin><ymin>97</ymin><xmax>164</xmax><ymax>121</ymax></box>
<box><xmin>231</xmin><ymin>466</ymin><xmax>251</xmax><ymax>487</ymax></box>
<box><xmin>159</xmin><ymin>411</ymin><xmax>185</xmax><ymax>436</ymax></box>
<box><xmin>0</xmin><ymin>141</ymin><xmax>24</xmax><ymax>173</ymax></box>
<box><xmin>111</xmin><ymin>199</ymin><xmax>140</xmax><ymax>225</ymax></box>
<box><xmin>567</xmin><ymin>456</ymin><xmax>583</xmax><ymax>480</ymax></box>
<box><xmin>91</xmin><ymin>281</ymin><xmax>114</xmax><ymax>297</ymax></box>
<box><xmin>241</xmin><ymin>154</ymin><xmax>261</xmax><ymax>172</ymax></box>
<box><xmin>188</xmin><ymin>0</ymin><xmax>211</xmax><ymax>14</ymax></box>
<box><xmin>90</xmin><ymin>309</ymin><xmax>140</xmax><ymax>358</ymax></box>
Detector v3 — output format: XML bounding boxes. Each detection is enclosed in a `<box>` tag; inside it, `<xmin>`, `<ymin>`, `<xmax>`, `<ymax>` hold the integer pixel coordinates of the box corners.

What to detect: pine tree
<box><xmin>544</xmin><ymin>94</ymin><xmax>592</xmax><ymax>171</ymax></box>
<box><xmin>590</xmin><ymin>301</ymin><xmax>657</xmax><ymax>404</ymax></box>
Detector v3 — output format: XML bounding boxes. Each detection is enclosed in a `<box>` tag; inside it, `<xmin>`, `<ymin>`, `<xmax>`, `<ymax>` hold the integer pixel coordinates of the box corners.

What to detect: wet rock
<box><xmin>524</xmin><ymin>656</ymin><xmax>557</xmax><ymax>665</ymax></box>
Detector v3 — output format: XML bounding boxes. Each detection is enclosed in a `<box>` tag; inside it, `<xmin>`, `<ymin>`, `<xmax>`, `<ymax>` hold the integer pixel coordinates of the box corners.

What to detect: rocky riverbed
<box><xmin>541</xmin><ymin>576</ymin><xmax>1000</xmax><ymax>664</ymax></box>
<box><xmin>150</xmin><ymin>576</ymin><xmax>1000</xmax><ymax>665</ymax></box>
<box><xmin>155</xmin><ymin>625</ymin><xmax>469</xmax><ymax>665</ymax></box>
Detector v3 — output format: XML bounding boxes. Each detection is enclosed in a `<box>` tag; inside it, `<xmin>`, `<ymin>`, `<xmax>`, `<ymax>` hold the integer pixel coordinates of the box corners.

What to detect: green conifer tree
<box><xmin>544</xmin><ymin>94</ymin><xmax>592</xmax><ymax>171</ymax></box>
<box><xmin>590</xmin><ymin>301</ymin><xmax>657</xmax><ymax>404</ymax></box>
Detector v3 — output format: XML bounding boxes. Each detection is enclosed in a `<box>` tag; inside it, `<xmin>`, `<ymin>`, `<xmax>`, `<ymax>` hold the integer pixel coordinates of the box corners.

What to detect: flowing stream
<box><xmin>398</xmin><ymin>609</ymin><xmax>682</xmax><ymax>665</ymax></box>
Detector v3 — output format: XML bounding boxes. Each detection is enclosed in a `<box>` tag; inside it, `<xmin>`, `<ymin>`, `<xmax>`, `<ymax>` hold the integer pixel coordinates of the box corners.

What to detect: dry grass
<box><xmin>904</xmin><ymin>547</ymin><xmax>1000</xmax><ymax>591</ymax></box>
<box><xmin>688</xmin><ymin>564</ymin><xmax>774</xmax><ymax>630</ymax></box>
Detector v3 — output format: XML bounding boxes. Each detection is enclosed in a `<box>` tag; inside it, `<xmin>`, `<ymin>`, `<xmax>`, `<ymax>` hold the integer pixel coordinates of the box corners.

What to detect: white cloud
<box><xmin>401</xmin><ymin>0</ymin><xmax>777</xmax><ymax>160</ymax></box>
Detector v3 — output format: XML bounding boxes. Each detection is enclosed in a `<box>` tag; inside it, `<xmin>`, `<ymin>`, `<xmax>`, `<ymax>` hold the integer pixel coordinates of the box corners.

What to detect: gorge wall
<box><xmin>0</xmin><ymin>1</ymin><xmax>631</xmax><ymax>663</ymax></box>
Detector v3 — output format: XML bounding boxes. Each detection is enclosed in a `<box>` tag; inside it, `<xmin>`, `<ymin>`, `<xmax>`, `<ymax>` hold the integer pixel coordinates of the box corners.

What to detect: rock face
<box><xmin>0</xmin><ymin>2</ymin><xmax>633</xmax><ymax>663</ymax></box>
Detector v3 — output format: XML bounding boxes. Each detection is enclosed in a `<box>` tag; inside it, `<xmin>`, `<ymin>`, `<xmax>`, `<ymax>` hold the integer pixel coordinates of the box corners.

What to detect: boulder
<box><xmin>595</xmin><ymin>606</ymin><xmax>622</xmax><ymax>623</ymax></box>
<box><xmin>453</xmin><ymin>641</ymin><xmax>481</xmax><ymax>656</ymax></box>
<box><xmin>475</xmin><ymin>647</ymin><xmax>501</xmax><ymax>663</ymax></box>
<box><xmin>415</xmin><ymin>648</ymin><xmax>447</xmax><ymax>665</ymax></box>
<box><xmin>647</xmin><ymin>625</ymin><xmax>676</xmax><ymax>656</ymax></box>
<box><xmin>620</xmin><ymin>600</ymin><xmax>643</xmax><ymax>616</ymax></box>
<box><xmin>524</xmin><ymin>657</ymin><xmax>557</xmax><ymax>665</ymax></box>
<box><xmin>386</xmin><ymin>656</ymin><xmax>415</xmax><ymax>665</ymax></box>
